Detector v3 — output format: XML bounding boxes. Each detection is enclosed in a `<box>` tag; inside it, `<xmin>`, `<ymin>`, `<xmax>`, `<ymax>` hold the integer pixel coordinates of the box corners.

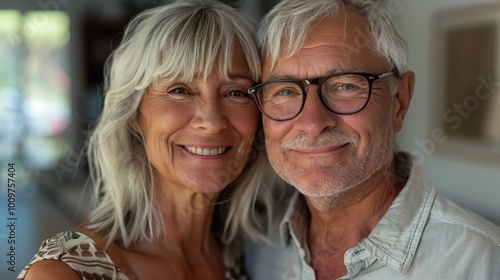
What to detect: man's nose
<box><xmin>294</xmin><ymin>85</ymin><xmax>338</xmax><ymax>136</ymax></box>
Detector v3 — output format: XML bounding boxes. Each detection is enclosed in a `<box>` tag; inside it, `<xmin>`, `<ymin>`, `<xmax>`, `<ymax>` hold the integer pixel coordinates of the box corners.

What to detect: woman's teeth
<box><xmin>185</xmin><ymin>146</ymin><xmax>226</xmax><ymax>156</ymax></box>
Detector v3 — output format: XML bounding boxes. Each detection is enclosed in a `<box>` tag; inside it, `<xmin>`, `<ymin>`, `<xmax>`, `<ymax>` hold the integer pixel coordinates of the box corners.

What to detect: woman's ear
<box><xmin>131</xmin><ymin>117</ymin><xmax>142</xmax><ymax>134</ymax></box>
<box><xmin>392</xmin><ymin>71</ymin><xmax>415</xmax><ymax>132</ymax></box>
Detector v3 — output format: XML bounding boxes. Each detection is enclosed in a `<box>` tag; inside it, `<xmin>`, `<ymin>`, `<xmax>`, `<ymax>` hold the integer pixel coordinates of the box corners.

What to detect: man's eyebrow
<box><xmin>323</xmin><ymin>69</ymin><xmax>347</xmax><ymax>76</ymax></box>
<box><xmin>263</xmin><ymin>74</ymin><xmax>299</xmax><ymax>82</ymax></box>
<box><xmin>264</xmin><ymin>68</ymin><xmax>369</xmax><ymax>82</ymax></box>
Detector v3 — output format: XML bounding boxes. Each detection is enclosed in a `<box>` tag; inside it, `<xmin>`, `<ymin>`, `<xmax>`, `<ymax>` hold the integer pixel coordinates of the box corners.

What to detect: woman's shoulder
<box><xmin>21</xmin><ymin>259</ymin><xmax>81</xmax><ymax>280</ymax></box>
<box><xmin>16</xmin><ymin>231</ymin><xmax>128</xmax><ymax>280</ymax></box>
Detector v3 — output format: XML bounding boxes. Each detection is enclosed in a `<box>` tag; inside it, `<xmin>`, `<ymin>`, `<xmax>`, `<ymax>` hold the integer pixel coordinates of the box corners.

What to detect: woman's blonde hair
<box><xmin>86</xmin><ymin>0</ymin><xmax>273</xmax><ymax>247</ymax></box>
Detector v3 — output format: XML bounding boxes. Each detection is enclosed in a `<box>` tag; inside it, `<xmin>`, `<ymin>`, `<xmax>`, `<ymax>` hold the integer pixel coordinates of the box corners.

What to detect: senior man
<box><xmin>245</xmin><ymin>0</ymin><xmax>500</xmax><ymax>279</ymax></box>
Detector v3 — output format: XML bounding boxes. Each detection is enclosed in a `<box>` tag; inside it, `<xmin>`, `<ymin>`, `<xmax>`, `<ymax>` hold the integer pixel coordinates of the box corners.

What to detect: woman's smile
<box><xmin>183</xmin><ymin>145</ymin><xmax>229</xmax><ymax>156</ymax></box>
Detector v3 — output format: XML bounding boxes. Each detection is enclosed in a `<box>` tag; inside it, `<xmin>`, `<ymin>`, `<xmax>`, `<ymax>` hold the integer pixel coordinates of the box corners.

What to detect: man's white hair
<box><xmin>259</xmin><ymin>0</ymin><xmax>409</xmax><ymax>80</ymax></box>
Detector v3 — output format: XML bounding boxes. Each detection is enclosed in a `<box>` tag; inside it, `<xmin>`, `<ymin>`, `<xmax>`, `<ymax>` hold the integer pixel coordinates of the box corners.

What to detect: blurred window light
<box><xmin>0</xmin><ymin>10</ymin><xmax>71</xmax><ymax>186</ymax></box>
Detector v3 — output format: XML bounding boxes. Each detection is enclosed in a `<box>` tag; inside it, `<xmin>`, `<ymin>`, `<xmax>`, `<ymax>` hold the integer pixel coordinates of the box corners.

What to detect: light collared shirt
<box><xmin>245</xmin><ymin>155</ymin><xmax>500</xmax><ymax>279</ymax></box>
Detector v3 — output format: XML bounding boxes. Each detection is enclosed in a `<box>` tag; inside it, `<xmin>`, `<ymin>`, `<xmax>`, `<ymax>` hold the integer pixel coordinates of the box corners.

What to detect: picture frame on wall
<box><xmin>431</xmin><ymin>2</ymin><xmax>500</xmax><ymax>163</ymax></box>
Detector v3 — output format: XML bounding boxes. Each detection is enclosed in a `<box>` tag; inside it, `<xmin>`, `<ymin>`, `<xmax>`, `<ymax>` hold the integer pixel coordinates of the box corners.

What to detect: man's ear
<box><xmin>392</xmin><ymin>71</ymin><xmax>415</xmax><ymax>132</ymax></box>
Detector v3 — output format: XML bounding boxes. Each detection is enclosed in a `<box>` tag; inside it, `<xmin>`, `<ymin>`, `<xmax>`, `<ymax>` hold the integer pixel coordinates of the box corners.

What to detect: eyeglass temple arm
<box><xmin>378</xmin><ymin>71</ymin><xmax>395</xmax><ymax>79</ymax></box>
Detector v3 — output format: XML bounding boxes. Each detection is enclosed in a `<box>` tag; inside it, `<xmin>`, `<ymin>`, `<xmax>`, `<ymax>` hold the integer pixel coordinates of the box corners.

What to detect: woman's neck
<box><xmin>148</xmin><ymin>185</ymin><xmax>221</xmax><ymax>254</ymax></box>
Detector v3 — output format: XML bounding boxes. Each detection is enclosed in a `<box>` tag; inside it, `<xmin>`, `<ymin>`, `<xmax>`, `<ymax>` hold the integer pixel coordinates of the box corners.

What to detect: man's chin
<box><xmin>289</xmin><ymin>179</ymin><xmax>345</xmax><ymax>198</ymax></box>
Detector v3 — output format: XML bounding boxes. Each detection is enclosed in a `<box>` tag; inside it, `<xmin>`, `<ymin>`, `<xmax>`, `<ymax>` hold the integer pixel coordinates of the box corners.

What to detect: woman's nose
<box><xmin>190</xmin><ymin>98</ymin><xmax>228</xmax><ymax>134</ymax></box>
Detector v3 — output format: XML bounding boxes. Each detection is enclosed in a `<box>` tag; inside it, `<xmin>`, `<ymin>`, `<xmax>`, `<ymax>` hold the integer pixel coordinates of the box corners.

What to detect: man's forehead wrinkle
<box><xmin>297</xmin><ymin>59</ymin><xmax>324</xmax><ymax>78</ymax></box>
<box><xmin>262</xmin><ymin>13</ymin><xmax>381</xmax><ymax>80</ymax></box>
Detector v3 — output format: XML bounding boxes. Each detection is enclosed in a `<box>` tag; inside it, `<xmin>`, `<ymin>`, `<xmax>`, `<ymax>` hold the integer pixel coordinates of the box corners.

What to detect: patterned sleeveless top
<box><xmin>16</xmin><ymin>231</ymin><xmax>246</xmax><ymax>280</ymax></box>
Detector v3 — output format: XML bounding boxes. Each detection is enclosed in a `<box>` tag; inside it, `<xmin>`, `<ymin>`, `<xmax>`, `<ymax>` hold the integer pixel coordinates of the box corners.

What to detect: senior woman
<box><xmin>17</xmin><ymin>0</ymin><xmax>273</xmax><ymax>279</ymax></box>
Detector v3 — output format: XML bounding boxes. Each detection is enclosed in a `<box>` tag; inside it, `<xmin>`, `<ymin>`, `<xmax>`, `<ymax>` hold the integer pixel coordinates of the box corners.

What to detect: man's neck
<box><xmin>305</xmin><ymin>160</ymin><xmax>406</xmax><ymax>279</ymax></box>
<box><xmin>306</xmin><ymin>159</ymin><xmax>404</xmax><ymax>244</ymax></box>
<box><xmin>304</xmin><ymin>159</ymin><xmax>406</xmax><ymax>278</ymax></box>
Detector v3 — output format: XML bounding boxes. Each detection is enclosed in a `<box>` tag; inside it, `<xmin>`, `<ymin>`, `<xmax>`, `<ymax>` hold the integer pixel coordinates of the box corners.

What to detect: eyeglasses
<box><xmin>248</xmin><ymin>71</ymin><xmax>395</xmax><ymax>121</ymax></box>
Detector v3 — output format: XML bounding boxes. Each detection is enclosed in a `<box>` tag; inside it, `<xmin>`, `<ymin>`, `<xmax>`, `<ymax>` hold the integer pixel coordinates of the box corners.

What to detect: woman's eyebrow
<box><xmin>227</xmin><ymin>73</ymin><xmax>254</xmax><ymax>80</ymax></box>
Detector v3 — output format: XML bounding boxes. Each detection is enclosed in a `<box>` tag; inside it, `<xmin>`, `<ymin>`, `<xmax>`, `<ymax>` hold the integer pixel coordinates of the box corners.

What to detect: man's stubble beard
<box><xmin>268</xmin><ymin>114</ymin><xmax>395</xmax><ymax>212</ymax></box>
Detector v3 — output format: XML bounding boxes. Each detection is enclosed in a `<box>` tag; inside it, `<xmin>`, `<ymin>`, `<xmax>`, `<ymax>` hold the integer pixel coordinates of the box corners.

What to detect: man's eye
<box><xmin>277</xmin><ymin>89</ymin><xmax>294</xmax><ymax>96</ymax></box>
<box><xmin>338</xmin><ymin>84</ymin><xmax>355</xmax><ymax>90</ymax></box>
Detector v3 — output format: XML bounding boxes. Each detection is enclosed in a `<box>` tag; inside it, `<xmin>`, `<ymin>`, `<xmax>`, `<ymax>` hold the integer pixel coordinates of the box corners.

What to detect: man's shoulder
<box><xmin>406</xmin><ymin>193</ymin><xmax>500</xmax><ymax>277</ymax></box>
<box><xmin>401</xmin><ymin>155</ymin><xmax>500</xmax><ymax>244</ymax></box>
<box><xmin>426</xmin><ymin>192</ymin><xmax>500</xmax><ymax>245</ymax></box>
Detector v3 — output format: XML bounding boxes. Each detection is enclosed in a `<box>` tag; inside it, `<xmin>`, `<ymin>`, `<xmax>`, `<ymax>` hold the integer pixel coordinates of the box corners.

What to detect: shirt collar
<box><xmin>360</xmin><ymin>155</ymin><xmax>436</xmax><ymax>274</ymax></box>
<box><xmin>279</xmin><ymin>190</ymin><xmax>309</xmax><ymax>248</ymax></box>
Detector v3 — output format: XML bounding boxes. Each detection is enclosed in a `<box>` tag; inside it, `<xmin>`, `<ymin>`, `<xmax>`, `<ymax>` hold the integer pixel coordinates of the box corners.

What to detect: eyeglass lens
<box><xmin>257</xmin><ymin>74</ymin><xmax>371</xmax><ymax>120</ymax></box>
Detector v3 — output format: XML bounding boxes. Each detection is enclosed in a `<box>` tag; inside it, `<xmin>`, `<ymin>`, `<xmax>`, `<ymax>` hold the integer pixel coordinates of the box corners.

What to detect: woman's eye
<box><xmin>227</xmin><ymin>90</ymin><xmax>250</xmax><ymax>98</ymax></box>
<box><xmin>167</xmin><ymin>88</ymin><xmax>190</xmax><ymax>95</ymax></box>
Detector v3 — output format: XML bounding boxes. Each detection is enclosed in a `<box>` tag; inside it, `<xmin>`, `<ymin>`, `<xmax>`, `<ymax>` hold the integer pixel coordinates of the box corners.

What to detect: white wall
<box><xmin>392</xmin><ymin>0</ymin><xmax>500</xmax><ymax>226</ymax></box>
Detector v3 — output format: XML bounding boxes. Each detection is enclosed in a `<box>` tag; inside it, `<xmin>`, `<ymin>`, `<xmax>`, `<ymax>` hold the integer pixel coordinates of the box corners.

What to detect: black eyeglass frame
<box><xmin>248</xmin><ymin>71</ymin><xmax>396</xmax><ymax>121</ymax></box>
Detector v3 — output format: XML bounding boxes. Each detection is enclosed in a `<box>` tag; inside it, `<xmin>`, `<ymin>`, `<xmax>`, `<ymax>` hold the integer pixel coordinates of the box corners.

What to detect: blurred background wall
<box><xmin>0</xmin><ymin>0</ymin><xmax>498</xmax><ymax>279</ymax></box>
<box><xmin>392</xmin><ymin>0</ymin><xmax>500</xmax><ymax>226</ymax></box>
